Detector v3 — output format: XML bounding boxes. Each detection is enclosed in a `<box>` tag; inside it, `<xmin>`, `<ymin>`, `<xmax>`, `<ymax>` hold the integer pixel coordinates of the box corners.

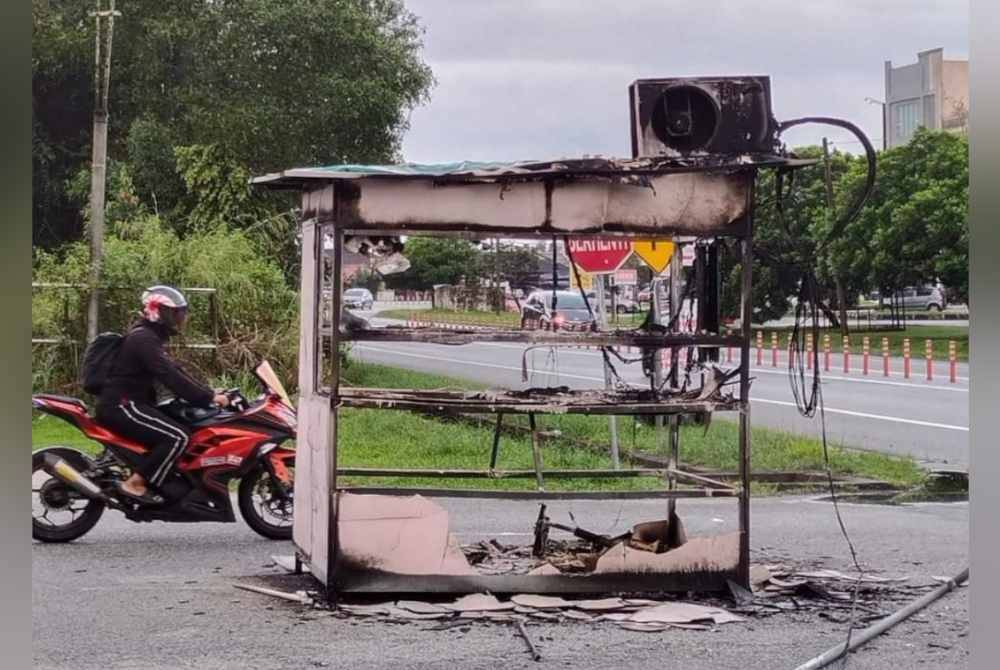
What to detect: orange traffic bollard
<box><xmin>756</xmin><ymin>331</ymin><xmax>763</xmax><ymax>366</ymax></box>
<box><xmin>771</xmin><ymin>332</ymin><xmax>778</xmax><ymax>367</ymax></box>
<box><xmin>925</xmin><ymin>339</ymin><xmax>933</xmax><ymax>381</ymax></box>
<box><xmin>949</xmin><ymin>340</ymin><xmax>957</xmax><ymax>383</ymax></box>
<box><xmin>862</xmin><ymin>336</ymin><xmax>870</xmax><ymax>375</ymax></box>
<box><xmin>903</xmin><ymin>338</ymin><xmax>911</xmax><ymax>378</ymax></box>
<box><xmin>882</xmin><ymin>337</ymin><xmax>890</xmax><ymax>377</ymax></box>
<box><xmin>823</xmin><ymin>334</ymin><xmax>831</xmax><ymax>372</ymax></box>
<box><xmin>842</xmin><ymin>335</ymin><xmax>850</xmax><ymax>374</ymax></box>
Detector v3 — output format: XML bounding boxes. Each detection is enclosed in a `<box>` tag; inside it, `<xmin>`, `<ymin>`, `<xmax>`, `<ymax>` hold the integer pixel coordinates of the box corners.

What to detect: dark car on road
<box><xmin>520</xmin><ymin>290</ymin><xmax>597</xmax><ymax>331</ymax></box>
<box><xmin>344</xmin><ymin>288</ymin><xmax>374</xmax><ymax>310</ymax></box>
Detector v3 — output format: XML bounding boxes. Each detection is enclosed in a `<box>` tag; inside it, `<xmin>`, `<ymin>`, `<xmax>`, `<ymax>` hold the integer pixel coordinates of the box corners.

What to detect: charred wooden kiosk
<box><xmin>253</xmin><ymin>77</ymin><xmax>817</xmax><ymax>596</ymax></box>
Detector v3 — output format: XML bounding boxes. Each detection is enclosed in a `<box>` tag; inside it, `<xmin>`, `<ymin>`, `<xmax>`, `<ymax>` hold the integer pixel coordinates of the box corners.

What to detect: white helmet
<box><xmin>141</xmin><ymin>285</ymin><xmax>189</xmax><ymax>332</ymax></box>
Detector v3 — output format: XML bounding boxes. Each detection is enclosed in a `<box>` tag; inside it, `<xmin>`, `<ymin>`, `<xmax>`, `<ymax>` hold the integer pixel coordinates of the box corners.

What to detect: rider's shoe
<box><xmin>114</xmin><ymin>482</ymin><xmax>165</xmax><ymax>506</ymax></box>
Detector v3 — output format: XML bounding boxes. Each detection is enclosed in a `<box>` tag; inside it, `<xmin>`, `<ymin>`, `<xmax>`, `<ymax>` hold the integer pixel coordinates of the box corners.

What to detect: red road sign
<box><xmin>566</xmin><ymin>238</ymin><xmax>632</xmax><ymax>274</ymax></box>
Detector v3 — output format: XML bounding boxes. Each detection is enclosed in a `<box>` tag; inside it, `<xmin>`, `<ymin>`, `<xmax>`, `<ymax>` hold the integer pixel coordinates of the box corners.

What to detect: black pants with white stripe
<box><xmin>96</xmin><ymin>401</ymin><xmax>191</xmax><ymax>487</ymax></box>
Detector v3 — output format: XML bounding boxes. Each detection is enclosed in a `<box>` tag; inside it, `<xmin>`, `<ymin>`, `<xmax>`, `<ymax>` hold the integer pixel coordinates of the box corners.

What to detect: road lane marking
<box><xmin>353</xmin><ymin>345</ymin><xmax>968</xmax><ymax>432</ymax></box>
<box><xmin>747</xmin><ymin>367</ymin><xmax>968</xmax><ymax>392</ymax></box>
<box><xmin>751</xmin><ymin>397</ymin><xmax>969</xmax><ymax>432</ymax></box>
<box><xmin>354</xmin><ymin>344</ymin><xmax>603</xmax><ymax>383</ymax></box>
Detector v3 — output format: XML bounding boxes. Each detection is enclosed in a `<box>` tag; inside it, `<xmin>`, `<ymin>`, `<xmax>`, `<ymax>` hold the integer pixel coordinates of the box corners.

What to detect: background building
<box><xmin>884</xmin><ymin>47</ymin><xmax>968</xmax><ymax>148</ymax></box>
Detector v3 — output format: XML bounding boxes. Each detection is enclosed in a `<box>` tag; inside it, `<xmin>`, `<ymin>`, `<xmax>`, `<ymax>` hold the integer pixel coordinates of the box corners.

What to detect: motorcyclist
<box><xmin>95</xmin><ymin>286</ymin><xmax>229</xmax><ymax>505</ymax></box>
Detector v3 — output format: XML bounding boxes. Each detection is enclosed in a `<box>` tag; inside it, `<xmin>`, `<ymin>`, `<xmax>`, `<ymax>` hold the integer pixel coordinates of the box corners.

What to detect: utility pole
<box><xmin>86</xmin><ymin>0</ymin><xmax>120</xmax><ymax>343</ymax></box>
<box><xmin>594</xmin><ymin>274</ymin><xmax>621</xmax><ymax>469</ymax></box>
<box><xmin>823</xmin><ymin>137</ymin><xmax>848</xmax><ymax>335</ymax></box>
<box><xmin>493</xmin><ymin>237</ymin><xmax>501</xmax><ymax>313</ymax></box>
<box><xmin>865</xmin><ymin>97</ymin><xmax>887</xmax><ymax>150</ymax></box>
<box><xmin>822</xmin><ymin>137</ymin><xmax>835</xmax><ymax>205</ymax></box>
<box><xmin>666</xmin><ymin>242</ymin><xmax>683</xmax><ymax>522</ymax></box>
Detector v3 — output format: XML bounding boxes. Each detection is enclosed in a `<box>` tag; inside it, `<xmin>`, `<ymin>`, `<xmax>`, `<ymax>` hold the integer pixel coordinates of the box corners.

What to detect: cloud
<box><xmin>400</xmin><ymin>0</ymin><xmax>967</xmax><ymax>162</ymax></box>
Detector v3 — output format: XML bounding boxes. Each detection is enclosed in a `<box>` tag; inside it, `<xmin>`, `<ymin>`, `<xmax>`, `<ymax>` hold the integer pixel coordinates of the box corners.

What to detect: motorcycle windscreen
<box><xmin>255</xmin><ymin>360</ymin><xmax>293</xmax><ymax>408</ymax></box>
<box><xmin>292</xmin><ymin>392</ymin><xmax>332</xmax><ymax>585</ymax></box>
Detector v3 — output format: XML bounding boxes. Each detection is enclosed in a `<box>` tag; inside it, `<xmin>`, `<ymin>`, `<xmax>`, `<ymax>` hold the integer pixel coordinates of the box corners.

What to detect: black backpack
<box><xmin>80</xmin><ymin>332</ymin><xmax>124</xmax><ymax>395</ymax></box>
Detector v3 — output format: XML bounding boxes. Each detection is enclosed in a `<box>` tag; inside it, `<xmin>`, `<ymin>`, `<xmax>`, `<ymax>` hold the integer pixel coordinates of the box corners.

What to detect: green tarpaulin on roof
<box><xmin>313</xmin><ymin>161</ymin><xmax>534</xmax><ymax>176</ymax></box>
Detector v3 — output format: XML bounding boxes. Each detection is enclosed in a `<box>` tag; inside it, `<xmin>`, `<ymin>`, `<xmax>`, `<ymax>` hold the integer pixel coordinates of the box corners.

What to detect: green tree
<box><xmin>722</xmin><ymin>146</ymin><xmax>866</xmax><ymax>326</ymax></box>
<box><xmin>475</xmin><ymin>241</ymin><xmax>541</xmax><ymax>291</ymax></box>
<box><xmin>836</xmin><ymin>129</ymin><xmax>968</xmax><ymax>302</ymax></box>
<box><xmin>32</xmin><ymin>0</ymin><xmax>96</xmax><ymax>247</ymax></box>
<box><xmin>32</xmin><ymin>0</ymin><xmax>434</xmax><ymax>245</ymax></box>
<box><xmin>723</xmin><ymin>130</ymin><xmax>967</xmax><ymax>325</ymax></box>
<box><xmin>385</xmin><ymin>238</ymin><xmax>482</xmax><ymax>291</ymax></box>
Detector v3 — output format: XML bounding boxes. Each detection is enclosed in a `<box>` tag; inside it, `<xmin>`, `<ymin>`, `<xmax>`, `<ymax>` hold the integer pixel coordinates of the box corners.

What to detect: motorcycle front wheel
<box><xmin>238</xmin><ymin>465</ymin><xmax>293</xmax><ymax>540</ymax></box>
<box><xmin>32</xmin><ymin>448</ymin><xmax>105</xmax><ymax>543</ymax></box>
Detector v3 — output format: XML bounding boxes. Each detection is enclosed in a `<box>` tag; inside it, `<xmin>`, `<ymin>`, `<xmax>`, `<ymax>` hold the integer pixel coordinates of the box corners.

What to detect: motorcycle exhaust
<box><xmin>42</xmin><ymin>454</ymin><xmax>110</xmax><ymax>504</ymax></box>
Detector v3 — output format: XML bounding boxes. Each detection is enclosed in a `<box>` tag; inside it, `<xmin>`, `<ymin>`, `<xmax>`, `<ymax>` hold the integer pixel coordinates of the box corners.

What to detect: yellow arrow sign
<box><xmin>569</xmin><ymin>265</ymin><xmax>594</xmax><ymax>291</ymax></box>
<box><xmin>632</xmin><ymin>240</ymin><xmax>675</xmax><ymax>274</ymax></box>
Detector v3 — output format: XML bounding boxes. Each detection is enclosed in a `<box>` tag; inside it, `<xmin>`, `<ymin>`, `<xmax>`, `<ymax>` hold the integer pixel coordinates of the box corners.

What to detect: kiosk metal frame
<box><xmin>253</xmin><ymin>154</ymin><xmax>813</xmax><ymax>596</ymax></box>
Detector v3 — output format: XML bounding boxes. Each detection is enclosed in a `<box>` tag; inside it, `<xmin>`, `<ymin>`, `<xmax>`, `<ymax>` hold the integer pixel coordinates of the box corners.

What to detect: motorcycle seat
<box><xmin>34</xmin><ymin>394</ymin><xmax>88</xmax><ymax>411</ymax></box>
<box><xmin>178</xmin><ymin>406</ymin><xmax>221</xmax><ymax>423</ymax></box>
<box><xmin>157</xmin><ymin>399</ymin><xmax>221</xmax><ymax>425</ymax></box>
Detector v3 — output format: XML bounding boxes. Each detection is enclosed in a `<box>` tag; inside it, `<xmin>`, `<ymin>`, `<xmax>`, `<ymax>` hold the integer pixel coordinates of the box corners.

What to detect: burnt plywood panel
<box><xmin>295</xmin><ymin>394</ymin><xmax>332</xmax><ymax>584</ymax></box>
<box><xmin>351</xmin><ymin>179</ymin><xmax>547</xmax><ymax>230</ymax></box>
<box><xmin>335</xmin><ymin>493</ymin><xmax>476</xmax><ymax>576</ymax></box>
<box><xmin>293</xmin><ymin>220</ymin><xmax>319</xmax><ymax>566</ymax></box>
<box><xmin>337</xmin><ymin>172</ymin><xmax>748</xmax><ymax>235</ymax></box>
<box><xmin>329</xmin><ymin>493</ymin><xmax>740</xmax><ymax>594</ymax></box>
<box><xmin>293</xmin><ymin>219</ymin><xmax>334</xmax><ymax>584</ymax></box>
<box><xmin>593</xmin><ymin>532</ymin><xmax>740</xmax><ymax>574</ymax></box>
<box><xmin>550</xmin><ymin>173</ymin><xmax>748</xmax><ymax>235</ymax></box>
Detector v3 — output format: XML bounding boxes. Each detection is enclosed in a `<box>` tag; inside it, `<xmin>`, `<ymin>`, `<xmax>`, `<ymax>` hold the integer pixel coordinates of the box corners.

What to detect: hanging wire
<box><xmin>777</xmin><ymin>116</ymin><xmax>877</xmax><ymax>668</ymax></box>
<box><xmin>550</xmin><ymin>237</ymin><xmax>559</xmax><ymax>314</ymax></box>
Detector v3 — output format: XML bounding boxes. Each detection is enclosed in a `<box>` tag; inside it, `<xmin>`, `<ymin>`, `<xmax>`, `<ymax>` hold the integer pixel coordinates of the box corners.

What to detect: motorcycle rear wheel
<box><xmin>238</xmin><ymin>466</ymin><xmax>293</xmax><ymax>540</ymax></box>
<box><xmin>32</xmin><ymin>448</ymin><xmax>105</xmax><ymax>543</ymax></box>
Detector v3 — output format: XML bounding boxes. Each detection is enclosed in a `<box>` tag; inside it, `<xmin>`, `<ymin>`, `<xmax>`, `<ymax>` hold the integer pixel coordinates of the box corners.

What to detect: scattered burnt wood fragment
<box><xmin>515</xmin><ymin>621</ymin><xmax>542</xmax><ymax>661</ymax></box>
<box><xmin>339</xmin><ymin>386</ymin><xmax>739</xmax><ymax>416</ymax></box>
<box><xmin>532</xmin><ymin>504</ymin><xmax>629</xmax><ymax>557</ymax></box>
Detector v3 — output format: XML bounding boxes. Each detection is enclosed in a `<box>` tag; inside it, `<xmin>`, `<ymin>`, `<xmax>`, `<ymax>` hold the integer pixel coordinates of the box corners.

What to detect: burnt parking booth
<box><xmin>252</xmin><ymin>76</ymin><xmax>821</xmax><ymax>597</ymax></box>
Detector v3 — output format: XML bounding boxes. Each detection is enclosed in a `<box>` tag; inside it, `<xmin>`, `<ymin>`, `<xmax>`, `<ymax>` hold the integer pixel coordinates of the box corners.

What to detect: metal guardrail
<box><xmin>31</xmin><ymin>283</ymin><xmax>221</xmax><ymax>351</ymax></box>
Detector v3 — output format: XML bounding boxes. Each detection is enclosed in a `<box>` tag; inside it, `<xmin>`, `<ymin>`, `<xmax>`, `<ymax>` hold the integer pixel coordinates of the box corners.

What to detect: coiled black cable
<box><xmin>777</xmin><ymin>117</ymin><xmax>877</xmax><ymax>668</ymax></box>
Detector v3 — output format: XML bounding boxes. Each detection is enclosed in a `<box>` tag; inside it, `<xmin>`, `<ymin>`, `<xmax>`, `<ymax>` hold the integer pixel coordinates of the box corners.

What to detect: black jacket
<box><xmin>97</xmin><ymin>321</ymin><xmax>214</xmax><ymax>409</ymax></box>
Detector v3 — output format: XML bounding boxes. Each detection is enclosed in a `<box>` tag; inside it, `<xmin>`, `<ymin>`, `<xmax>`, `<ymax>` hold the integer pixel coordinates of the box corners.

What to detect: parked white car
<box><xmin>344</xmin><ymin>288</ymin><xmax>374</xmax><ymax>310</ymax></box>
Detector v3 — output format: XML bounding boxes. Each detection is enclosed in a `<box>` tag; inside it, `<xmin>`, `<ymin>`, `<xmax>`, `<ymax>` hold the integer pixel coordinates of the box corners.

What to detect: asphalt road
<box><xmin>32</xmin><ymin>495</ymin><xmax>969</xmax><ymax>670</ymax></box>
<box><xmin>351</xmin><ymin>310</ymin><xmax>970</xmax><ymax>469</ymax></box>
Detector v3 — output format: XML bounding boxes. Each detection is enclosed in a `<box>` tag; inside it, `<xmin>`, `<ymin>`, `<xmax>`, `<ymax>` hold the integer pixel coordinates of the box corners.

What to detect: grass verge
<box><xmin>32</xmin><ymin>360</ymin><xmax>922</xmax><ymax>492</ymax></box>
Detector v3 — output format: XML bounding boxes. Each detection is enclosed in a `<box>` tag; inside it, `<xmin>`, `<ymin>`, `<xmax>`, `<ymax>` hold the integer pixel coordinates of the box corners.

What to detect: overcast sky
<box><xmin>399</xmin><ymin>0</ymin><xmax>968</xmax><ymax>163</ymax></box>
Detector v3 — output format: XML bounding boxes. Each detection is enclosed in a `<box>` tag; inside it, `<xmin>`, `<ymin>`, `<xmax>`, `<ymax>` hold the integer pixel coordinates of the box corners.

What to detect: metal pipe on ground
<box><xmin>791</xmin><ymin>567</ymin><xmax>969</xmax><ymax>670</ymax></box>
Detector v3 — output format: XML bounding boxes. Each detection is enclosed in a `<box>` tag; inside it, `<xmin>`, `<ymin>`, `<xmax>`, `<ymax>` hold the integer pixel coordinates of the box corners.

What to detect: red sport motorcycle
<box><xmin>32</xmin><ymin>361</ymin><xmax>296</xmax><ymax>542</ymax></box>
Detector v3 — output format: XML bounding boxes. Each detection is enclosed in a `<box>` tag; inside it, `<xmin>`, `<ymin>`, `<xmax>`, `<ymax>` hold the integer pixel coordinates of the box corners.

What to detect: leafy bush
<box><xmin>32</xmin><ymin>216</ymin><xmax>300</xmax><ymax>393</ymax></box>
